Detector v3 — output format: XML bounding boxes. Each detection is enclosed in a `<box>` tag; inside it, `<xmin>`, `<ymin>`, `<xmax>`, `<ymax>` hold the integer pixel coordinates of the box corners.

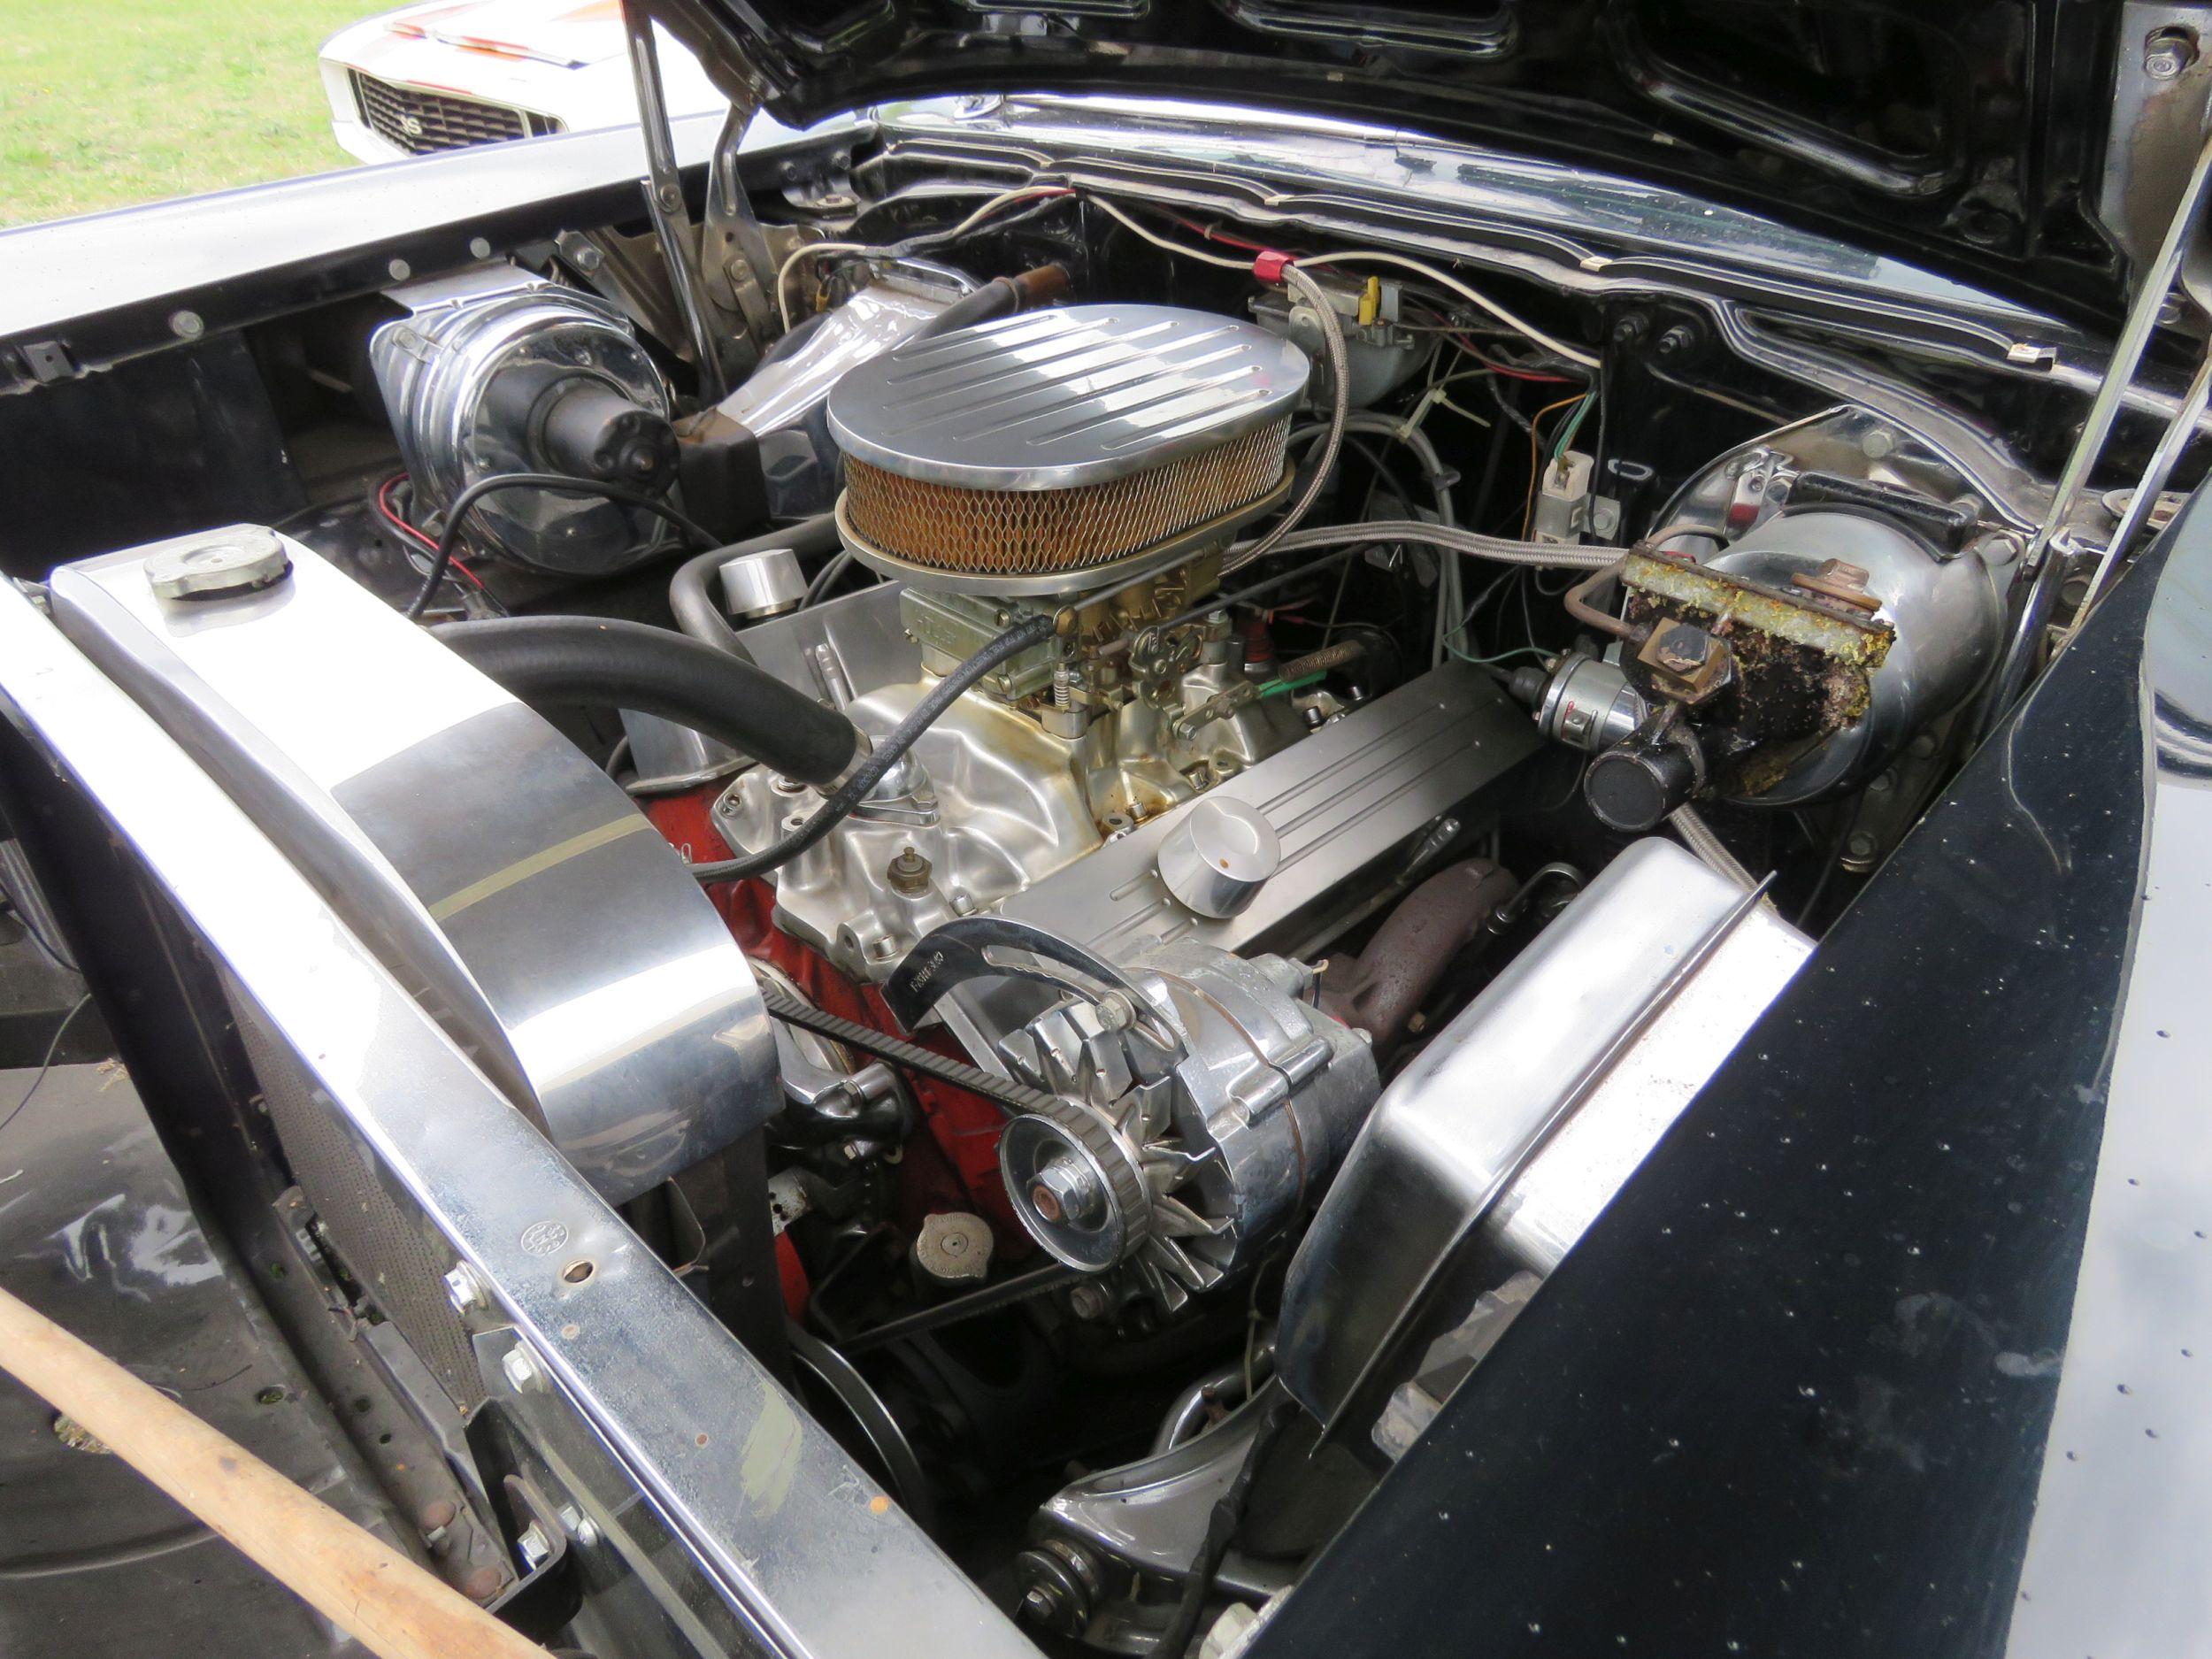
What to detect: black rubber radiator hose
<box><xmin>667</xmin><ymin>513</ymin><xmax>843</xmax><ymax>661</ymax></box>
<box><xmin>434</xmin><ymin>615</ymin><xmax>864</xmax><ymax>788</ymax></box>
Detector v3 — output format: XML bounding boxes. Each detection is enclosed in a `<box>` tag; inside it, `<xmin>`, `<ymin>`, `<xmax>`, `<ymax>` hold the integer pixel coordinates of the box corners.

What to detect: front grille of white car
<box><xmin>350</xmin><ymin>70</ymin><xmax>561</xmax><ymax>155</ymax></box>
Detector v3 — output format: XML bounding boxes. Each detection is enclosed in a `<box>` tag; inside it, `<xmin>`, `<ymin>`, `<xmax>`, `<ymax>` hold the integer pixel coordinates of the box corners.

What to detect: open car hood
<box><xmin>651</xmin><ymin>0</ymin><xmax>2168</xmax><ymax>329</ymax></box>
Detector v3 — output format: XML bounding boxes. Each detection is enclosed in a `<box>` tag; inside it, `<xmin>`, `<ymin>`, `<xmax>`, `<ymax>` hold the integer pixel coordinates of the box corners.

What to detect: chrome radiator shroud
<box><xmin>47</xmin><ymin>528</ymin><xmax>779</xmax><ymax>1204</ymax></box>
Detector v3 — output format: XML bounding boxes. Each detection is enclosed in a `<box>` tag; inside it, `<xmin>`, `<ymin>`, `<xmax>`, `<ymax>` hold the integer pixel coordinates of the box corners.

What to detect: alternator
<box><xmin>882</xmin><ymin>922</ymin><xmax>1378</xmax><ymax>1310</ymax></box>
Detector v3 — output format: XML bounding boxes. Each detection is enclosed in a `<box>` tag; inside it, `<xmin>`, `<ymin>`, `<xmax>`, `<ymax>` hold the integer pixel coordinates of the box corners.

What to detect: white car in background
<box><xmin>319</xmin><ymin>0</ymin><xmax>723</xmax><ymax>162</ymax></box>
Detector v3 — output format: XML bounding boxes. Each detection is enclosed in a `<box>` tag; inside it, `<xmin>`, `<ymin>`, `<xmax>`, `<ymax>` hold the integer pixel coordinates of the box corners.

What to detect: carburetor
<box><xmin>715</xmin><ymin>303</ymin><xmax>1325</xmax><ymax>980</ymax></box>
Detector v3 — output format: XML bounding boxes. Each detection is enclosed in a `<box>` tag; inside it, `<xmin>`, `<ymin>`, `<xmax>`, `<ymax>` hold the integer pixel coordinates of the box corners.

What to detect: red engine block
<box><xmin>642</xmin><ymin>790</ymin><xmax>1032</xmax><ymax>1267</ymax></box>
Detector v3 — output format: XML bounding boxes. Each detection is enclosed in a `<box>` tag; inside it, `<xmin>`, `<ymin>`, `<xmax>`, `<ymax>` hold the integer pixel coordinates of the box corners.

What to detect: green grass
<box><xmin>0</xmin><ymin>0</ymin><xmax>372</xmax><ymax>229</ymax></box>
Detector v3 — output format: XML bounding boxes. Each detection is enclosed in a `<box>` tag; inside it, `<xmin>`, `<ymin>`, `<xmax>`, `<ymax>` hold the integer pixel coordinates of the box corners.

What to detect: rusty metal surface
<box><xmin>1622</xmin><ymin>551</ymin><xmax>1895</xmax><ymax>798</ymax></box>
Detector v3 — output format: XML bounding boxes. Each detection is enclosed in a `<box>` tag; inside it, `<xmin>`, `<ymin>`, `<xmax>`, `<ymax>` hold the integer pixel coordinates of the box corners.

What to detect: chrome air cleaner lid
<box><xmin>827</xmin><ymin>303</ymin><xmax>1311</xmax><ymax>489</ymax></box>
<box><xmin>828</xmin><ymin>304</ymin><xmax>1310</xmax><ymax>593</ymax></box>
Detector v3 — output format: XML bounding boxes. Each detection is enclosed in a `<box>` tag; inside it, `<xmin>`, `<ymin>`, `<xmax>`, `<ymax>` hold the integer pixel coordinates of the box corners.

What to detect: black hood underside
<box><xmin>656</xmin><ymin>0</ymin><xmax>2145</xmax><ymax>328</ymax></box>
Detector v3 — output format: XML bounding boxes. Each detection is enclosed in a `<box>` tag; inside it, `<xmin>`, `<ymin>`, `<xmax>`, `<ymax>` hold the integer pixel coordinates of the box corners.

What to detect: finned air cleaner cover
<box><xmin>827</xmin><ymin>303</ymin><xmax>1310</xmax><ymax>592</ymax></box>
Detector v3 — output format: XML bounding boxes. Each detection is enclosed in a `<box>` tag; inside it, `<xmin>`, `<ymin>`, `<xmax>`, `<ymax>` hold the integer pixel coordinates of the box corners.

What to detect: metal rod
<box><xmin>2074</xmin><ymin>349</ymin><xmax>2212</xmax><ymax>618</ymax></box>
<box><xmin>1978</xmin><ymin>129</ymin><xmax>2212</xmax><ymax>731</ymax></box>
<box><xmin>620</xmin><ymin>0</ymin><xmax>728</xmax><ymax>403</ymax></box>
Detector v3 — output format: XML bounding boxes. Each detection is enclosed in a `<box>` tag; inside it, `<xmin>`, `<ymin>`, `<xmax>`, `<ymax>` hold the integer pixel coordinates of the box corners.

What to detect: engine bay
<box><xmin>2</xmin><ymin>88</ymin><xmax>2181</xmax><ymax>1659</ymax></box>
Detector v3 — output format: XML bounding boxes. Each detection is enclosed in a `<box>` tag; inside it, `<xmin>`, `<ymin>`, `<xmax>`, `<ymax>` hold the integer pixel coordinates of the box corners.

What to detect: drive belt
<box><xmin>757</xmin><ymin>977</ymin><xmax>1056</xmax><ymax>1117</ymax></box>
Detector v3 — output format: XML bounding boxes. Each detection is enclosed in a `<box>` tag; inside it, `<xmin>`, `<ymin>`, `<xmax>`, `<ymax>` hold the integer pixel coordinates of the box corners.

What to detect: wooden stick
<box><xmin>0</xmin><ymin>1281</ymin><xmax>549</xmax><ymax>1659</ymax></box>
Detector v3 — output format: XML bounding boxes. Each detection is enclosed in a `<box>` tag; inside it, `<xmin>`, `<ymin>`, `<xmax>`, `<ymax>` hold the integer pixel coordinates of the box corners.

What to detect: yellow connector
<box><xmin>1358</xmin><ymin>275</ymin><xmax>1382</xmax><ymax>327</ymax></box>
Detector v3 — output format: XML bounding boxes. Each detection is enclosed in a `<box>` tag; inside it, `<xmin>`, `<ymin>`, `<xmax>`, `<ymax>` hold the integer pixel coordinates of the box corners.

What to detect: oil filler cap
<box><xmin>1156</xmin><ymin>796</ymin><xmax>1281</xmax><ymax>918</ymax></box>
<box><xmin>144</xmin><ymin>529</ymin><xmax>292</xmax><ymax>602</ymax></box>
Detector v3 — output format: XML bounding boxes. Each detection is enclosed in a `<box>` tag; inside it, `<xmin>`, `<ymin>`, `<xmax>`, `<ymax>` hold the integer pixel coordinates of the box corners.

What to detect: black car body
<box><xmin>2</xmin><ymin>6</ymin><xmax>2206</xmax><ymax>1657</ymax></box>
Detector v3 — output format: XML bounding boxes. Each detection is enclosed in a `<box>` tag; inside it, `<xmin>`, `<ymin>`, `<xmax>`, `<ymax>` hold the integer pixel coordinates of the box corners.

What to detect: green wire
<box><xmin>1257</xmin><ymin>671</ymin><xmax>1327</xmax><ymax>698</ymax></box>
<box><xmin>1445</xmin><ymin>640</ymin><xmax>1553</xmax><ymax>667</ymax></box>
<box><xmin>1548</xmin><ymin>391</ymin><xmax>1595</xmax><ymax>465</ymax></box>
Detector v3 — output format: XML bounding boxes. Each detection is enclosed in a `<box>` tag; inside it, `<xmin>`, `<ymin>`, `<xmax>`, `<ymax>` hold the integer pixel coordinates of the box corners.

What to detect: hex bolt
<box><xmin>516</xmin><ymin>1520</ymin><xmax>553</xmax><ymax>1572</ymax></box>
<box><xmin>557</xmin><ymin>1503</ymin><xmax>601</xmax><ymax>1548</ymax></box>
<box><xmin>1845</xmin><ymin>831</ymin><xmax>1880</xmax><ymax>863</ymax></box>
<box><xmin>1652</xmin><ymin>623</ymin><xmax>1713</xmax><ymax>675</ymax></box>
<box><xmin>501</xmin><ymin>1343</ymin><xmax>549</xmax><ymax>1395</ymax></box>
<box><xmin>442</xmin><ymin>1263</ymin><xmax>489</xmax><ymax>1313</ymax></box>
<box><xmin>1652</xmin><ymin>322</ymin><xmax>1700</xmax><ymax>361</ymax></box>
<box><xmin>1095</xmin><ymin>990</ymin><xmax>1137</xmax><ymax>1031</ymax></box>
<box><xmin>2146</xmin><ymin>26</ymin><xmax>2198</xmax><ymax>80</ymax></box>
<box><xmin>1029</xmin><ymin>1157</ymin><xmax>1107</xmax><ymax>1227</ymax></box>
<box><xmin>1067</xmin><ymin>1282</ymin><xmax>1111</xmax><ymax>1321</ymax></box>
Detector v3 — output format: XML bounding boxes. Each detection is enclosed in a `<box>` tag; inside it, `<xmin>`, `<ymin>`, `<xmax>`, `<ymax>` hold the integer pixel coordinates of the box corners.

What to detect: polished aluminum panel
<box><xmin>826</xmin><ymin>303</ymin><xmax>1310</xmax><ymax>488</ymax></box>
<box><xmin>46</xmin><ymin>531</ymin><xmax>775</xmax><ymax>1204</ymax></box>
<box><xmin>0</xmin><ymin>580</ymin><xmax>1033</xmax><ymax>1659</ymax></box>
<box><xmin>714</xmin><ymin>279</ymin><xmax>952</xmax><ymax>518</ymax></box>
<box><xmin>1276</xmin><ymin>838</ymin><xmax>1811</xmax><ymax>1431</ymax></box>
<box><xmin>997</xmin><ymin>660</ymin><xmax>1540</xmax><ymax>960</ymax></box>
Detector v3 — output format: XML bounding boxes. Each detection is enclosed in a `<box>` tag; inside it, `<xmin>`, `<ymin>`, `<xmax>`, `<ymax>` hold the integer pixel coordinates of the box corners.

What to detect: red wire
<box><xmin>1169</xmin><ymin>213</ymin><xmax>1273</xmax><ymax>255</ymax></box>
<box><xmin>1450</xmin><ymin>334</ymin><xmax>1578</xmax><ymax>382</ymax></box>
<box><xmin>376</xmin><ymin>473</ymin><xmax>487</xmax><ymax>593</ymax></box>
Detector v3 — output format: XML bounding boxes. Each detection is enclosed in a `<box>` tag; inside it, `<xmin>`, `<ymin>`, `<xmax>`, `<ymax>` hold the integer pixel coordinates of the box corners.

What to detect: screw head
<box><xmin>1067</xmin><ymin>1283</ymin><xmax>1111</xmax><ymax>1321</ymax></box>
<box><xmin>168</xmin><ymin>310</ymin><xmax>204</xmax><ymax>340</ymax></box>
<box><xmin>469</xmin><ymin>236</ymin><xmax>492</xmax><ymax>259</ymax></box>
<box><xmin>388</xmin><ymin>258</ymin><xmax>411</xmax><ymax>281</ymax></box>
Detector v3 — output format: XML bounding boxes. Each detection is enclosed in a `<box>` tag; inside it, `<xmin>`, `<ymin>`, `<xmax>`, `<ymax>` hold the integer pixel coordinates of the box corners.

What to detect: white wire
<box><xmin>773</xmin><ymin>186</ymin><xmax>1077</xmax><ymax>331</ymax></box>
<box><xmin>1234</xmin><ymin>519</ymin><xmax>1617</xmax><ymax>571</ymax></box>
<box><xmin>1087</xmin><ymin>195</ymin><xmax>1255</xmax><ymax>270</ymax></box>
<box><xmin>1299</xmin><ymin>248</ymin><xmax>1600</xmax><ymax>370</ymax></box>
<box><xmin>1088</xmin><ymin>194</ymin><xmax>1596</xmax><ymax>373</ymax></box>
<box><xmin>774</xmin><ymin>240</ymin><xmax>870</xmax><ymax>332</ymax></box>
